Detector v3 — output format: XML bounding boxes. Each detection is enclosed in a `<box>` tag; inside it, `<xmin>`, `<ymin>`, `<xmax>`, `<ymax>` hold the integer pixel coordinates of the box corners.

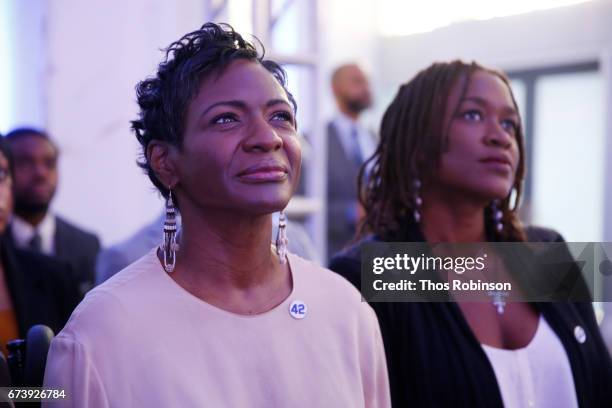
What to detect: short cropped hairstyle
<box><xmin>131</xmin><ymin>22</ymin><xmax>296</xmax><ymax>199</ymax></box>
<box><xmin>5</xmin><ymin>127</ymin><xmax>59</xmax><ymax>156</ymax></box>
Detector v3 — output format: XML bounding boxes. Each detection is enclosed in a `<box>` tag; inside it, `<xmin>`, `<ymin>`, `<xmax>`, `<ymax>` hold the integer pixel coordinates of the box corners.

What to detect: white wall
<box><xmin>44</xmin><ymin>0</ymin><xmax>207</xmax><ymax>246</ymax></box>
<box><xmin>377</xmin><ymin>1</ymin><xmax>612</xmax><ymax>87</ymax></box>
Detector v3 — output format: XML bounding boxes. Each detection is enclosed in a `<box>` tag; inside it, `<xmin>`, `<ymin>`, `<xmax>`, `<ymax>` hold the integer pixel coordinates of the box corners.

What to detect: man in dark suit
<box><xmin>326</xmin><ymin>63</ymin><xmax>376</xmax><ymax>261</ymax></box>
<box><xmin>0</xmin><ymin>134</ymin><xmax>78</xmax><ymax>357</ymax></box>
<box><xmin>2</xmin><ymin>239</ymin><xmax>80</xmax><ymax>339</ymax></box>
<box><xmin>5</xmin><ymin>128</ymin><xmax>100</xmax><ymax>297</ymax></box>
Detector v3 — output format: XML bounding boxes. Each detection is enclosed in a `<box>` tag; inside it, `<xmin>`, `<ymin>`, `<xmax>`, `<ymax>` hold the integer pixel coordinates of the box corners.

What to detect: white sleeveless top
<box><xmin>482</xmin><ymin>316</ymin><xmax>579</xmax><ymax>408</ymax></box>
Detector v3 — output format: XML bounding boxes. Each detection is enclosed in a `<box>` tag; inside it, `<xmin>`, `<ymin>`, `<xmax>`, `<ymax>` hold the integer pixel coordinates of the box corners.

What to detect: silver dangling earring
<box><xmin>488</xmin><ymin>199</ymin><xmax>507</xmax><ymax>314</ymax></box>
<box><xmin>413</xmin><ymin>178</ymin><xmax>423</xmax><ymax>223</ymax></box>
<box><xmin>276</xmin><ymin>210</ymin><xmax>289</xmax><ymax>264</ymax></box>
<box><xmin>161</xmin><ymin>190</ymin><xmax>179</xmax><ymax>273</ymax></box>
<box><xmin>491</xmin><ymin>199</ymin><xmax>504</xmax><ymax>233</ymax></box>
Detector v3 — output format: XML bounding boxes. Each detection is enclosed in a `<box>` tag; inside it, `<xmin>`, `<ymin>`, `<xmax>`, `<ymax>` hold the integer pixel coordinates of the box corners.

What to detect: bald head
<box><xmin>331</xmin><ymin>64</ymin><xmax>372</xmax><ymax>119</ymax></box>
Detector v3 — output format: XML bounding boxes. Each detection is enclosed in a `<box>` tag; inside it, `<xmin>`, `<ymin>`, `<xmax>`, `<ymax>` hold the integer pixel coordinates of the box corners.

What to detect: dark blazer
<box><xmin>54</xmin><ymin>216</ymin><xmax>100</xmax><ymax>296</ymax></box>
<box><xmin>329</xmin><ymin>225</ymin><xmax>612</xmax><ymax>407</ymax></box>
<box><xmin>326</xmin><ymin>121</ymin><xmax>366</xmax><ymax>261</ymax></box>
<box><xmin>2</xmin><ymin>239</ymin><xmax>80</xmax><ymax>338</ymax></box>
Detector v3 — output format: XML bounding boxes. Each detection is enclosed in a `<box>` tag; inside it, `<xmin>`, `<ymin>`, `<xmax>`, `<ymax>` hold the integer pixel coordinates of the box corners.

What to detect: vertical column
<box><xmin>0</xmin><ymin>0</ymin><xmax>47</xmax><ymax>132</ymax></box>
<box><xmin>252</xmin><ymin>0</ymin><xmax>271</xmax><ymax>46</ymax></box>
<box><xmin>599</xmin><ymin>48</ymin><xmax>612</xmax><ymax>352</ymax></box>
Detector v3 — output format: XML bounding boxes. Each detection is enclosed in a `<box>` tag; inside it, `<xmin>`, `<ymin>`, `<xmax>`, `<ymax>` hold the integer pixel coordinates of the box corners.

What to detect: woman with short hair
<box><xmin>330</xmin><ymin>60</ymin><xmax>612</xmax><ymax>407</ymax></box>
<box><xmin>43</xmin><ymin>23</ymin><xmax>390</xmax><ymax>408</ymax></box>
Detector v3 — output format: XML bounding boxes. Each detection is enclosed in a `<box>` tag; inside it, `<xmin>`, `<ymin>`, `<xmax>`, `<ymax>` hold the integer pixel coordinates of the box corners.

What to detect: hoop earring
<box><xmin>491</xmin><ymin>199</ymin><xmax>503</xmax><ymax>233</ymax></box>
<box><xmin>276</xmin><ymin>210</ymin><xmax>288</xmax><ymax>264</ymax></box>
<box><xmin>413</xmin><ymin>178</ymin><xmax>423</xmax><ymax>223</ymax></box>
<box><xmin>161</xmin><ymin>190</ymin><xmax>179</xmax><ymax>273</ymax></box>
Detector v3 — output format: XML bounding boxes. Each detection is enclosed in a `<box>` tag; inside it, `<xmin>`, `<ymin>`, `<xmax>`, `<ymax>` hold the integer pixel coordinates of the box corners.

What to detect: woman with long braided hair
<box><xmin>330</xmin><ymin>60</ymin><xmax>612</xmax><ymax>407</ymax></box>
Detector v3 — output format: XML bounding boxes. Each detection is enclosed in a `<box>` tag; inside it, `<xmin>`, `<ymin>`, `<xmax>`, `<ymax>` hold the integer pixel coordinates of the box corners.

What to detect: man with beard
<box><xmin>5</xmin><ymin>128</ymin><xmax>100</xmax><ymax>297</ymax></box>
<box><xmin>326</xmin><ymin>63</ymin><xmax>376</xmax><ymax>261</ymax></box>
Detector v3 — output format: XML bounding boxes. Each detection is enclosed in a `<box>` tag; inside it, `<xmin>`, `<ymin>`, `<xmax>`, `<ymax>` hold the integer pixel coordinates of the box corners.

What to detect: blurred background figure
<box><xmin>326</xmin><ymin>63</ymin><xmax>376</xmax><ymax>261</ymax></box>
<box><xmin>0</xmin><ymin>135</ymin><xmax>78</xmax><ymax>357</ymax></box>
<box><xmin>5</xmin><ymin>128</ymin><xmax>100</xmax><ymax>297</ymax></box>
